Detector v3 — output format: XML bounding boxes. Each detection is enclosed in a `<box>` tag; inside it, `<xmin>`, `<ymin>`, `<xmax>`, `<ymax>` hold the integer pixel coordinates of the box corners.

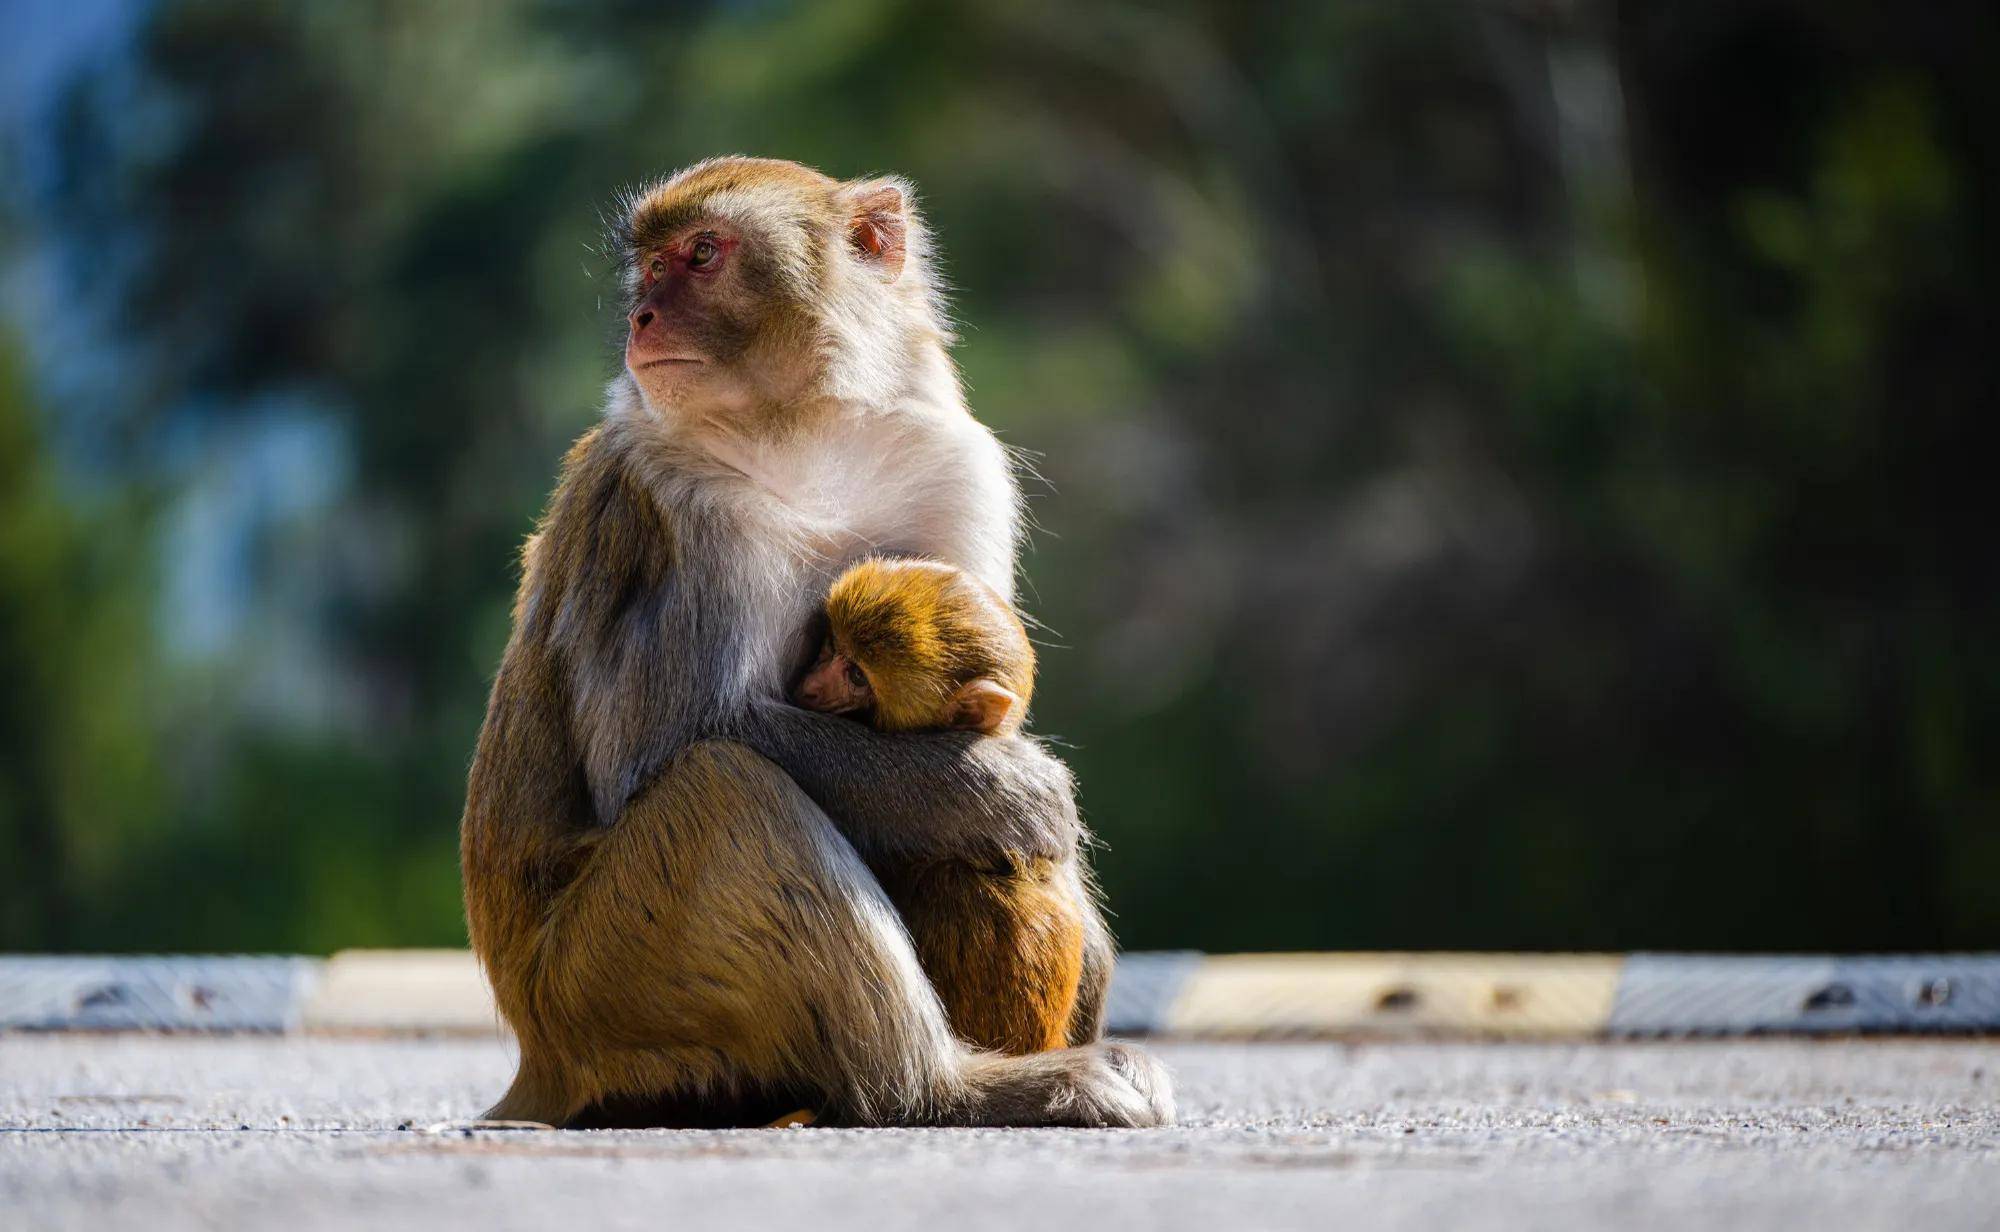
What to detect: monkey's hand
<box><xmin>733</xmin><ymin>698</ymin><xmax>1081</xmax><ymax>867</ymax></box>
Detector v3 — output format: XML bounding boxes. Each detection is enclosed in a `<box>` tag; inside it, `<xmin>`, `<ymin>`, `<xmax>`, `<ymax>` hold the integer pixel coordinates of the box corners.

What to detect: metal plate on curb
<box><xmin>1104</xmin><ymin>951</ymin><xmax>1202</xmax><ymax>1035</ymax></box>
<box><xmin>1609</xmin><ymin>954</ymin><xmax>2000</xmax><ymax>1035</ymax></box>
<box><xmin>0</xmin><ymin>955</ymin><xmax>321</xmax><ymax>1032</ymax></box>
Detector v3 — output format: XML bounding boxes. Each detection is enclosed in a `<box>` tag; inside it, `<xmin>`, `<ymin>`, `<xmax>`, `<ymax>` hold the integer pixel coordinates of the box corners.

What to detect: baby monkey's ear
<box><xmin>947</xmin><ymin>679</ymin><xmax>1020</xmax><ymax>735</ymax></box>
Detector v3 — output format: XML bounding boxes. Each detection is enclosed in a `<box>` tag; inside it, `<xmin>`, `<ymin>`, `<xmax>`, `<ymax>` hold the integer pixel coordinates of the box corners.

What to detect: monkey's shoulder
<box><xmin>512</xmin><ymin>423</ymin><xmax>686</xmax><ymax>639</ymax></box>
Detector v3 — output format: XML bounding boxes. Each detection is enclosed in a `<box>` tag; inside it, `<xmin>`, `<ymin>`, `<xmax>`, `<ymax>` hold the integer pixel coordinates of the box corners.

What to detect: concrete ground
<box><xmin>2</xmin><ymin>1035</ymin><xmax>1995</xmax><ymax>1230</ymax></box>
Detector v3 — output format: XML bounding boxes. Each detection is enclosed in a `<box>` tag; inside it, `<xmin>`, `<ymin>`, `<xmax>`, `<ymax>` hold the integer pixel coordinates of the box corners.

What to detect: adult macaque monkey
<box><xmin>460</xmin><ymin>157</ymin><xmax>1172</xmax><ymax>1128</ymax></box>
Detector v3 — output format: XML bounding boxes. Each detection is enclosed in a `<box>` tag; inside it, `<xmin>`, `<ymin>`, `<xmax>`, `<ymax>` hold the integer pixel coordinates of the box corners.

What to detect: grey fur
<box><xmin>733</xmin><ymin>701</ymin><xmax>1083</xmax><ymax>865</ymax></box>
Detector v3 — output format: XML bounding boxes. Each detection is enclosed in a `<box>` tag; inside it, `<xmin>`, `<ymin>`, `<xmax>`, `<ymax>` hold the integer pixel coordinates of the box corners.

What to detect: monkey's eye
<box><xmin>645</xmin><ymin>255</ymin><xmax>667</xmax><ymax>282</ymax></box>
<box><xmin>844</xmin><ymin>660</ymin><xmax>869</xmax><ymax>691</ymax></box>
<box><xmin>688</xmin><ymin>237</ymin><xmax>720</xmax><ymax>269</ymax></box>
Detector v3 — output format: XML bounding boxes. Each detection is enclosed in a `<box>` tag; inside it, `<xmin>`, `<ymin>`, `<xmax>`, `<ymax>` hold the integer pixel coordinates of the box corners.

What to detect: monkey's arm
<box><xmin>734</xmin><ymin>699</ymin><xmax>1080</xmax><ymax>866</ymax></box>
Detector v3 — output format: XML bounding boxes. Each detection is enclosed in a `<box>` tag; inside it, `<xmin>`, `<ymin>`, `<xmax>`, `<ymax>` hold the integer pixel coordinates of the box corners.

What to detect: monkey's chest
<box><xmin>744</xmin><ymin>424</ymin><xmax>979</xmax><ymax>569</ymax></box>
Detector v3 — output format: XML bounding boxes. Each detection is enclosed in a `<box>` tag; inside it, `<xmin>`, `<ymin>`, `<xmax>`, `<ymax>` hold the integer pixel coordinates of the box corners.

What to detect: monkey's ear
<box><xmin>947</xmin><ymin>679</ymin><xmax>1019</xmax><ymax>734</ymax></box>
<box><xmin>844</xmin><ymin>182</ymin><xmax>907</xmax><ymax>280</ymax></box>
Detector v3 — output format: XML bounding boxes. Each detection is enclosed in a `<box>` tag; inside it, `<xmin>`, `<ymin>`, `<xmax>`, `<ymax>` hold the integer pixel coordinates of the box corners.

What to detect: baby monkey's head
<box><xmin>795</xmin><ymin>559</ymin><xmax>1034</xmax><ymax>736</ymax></box>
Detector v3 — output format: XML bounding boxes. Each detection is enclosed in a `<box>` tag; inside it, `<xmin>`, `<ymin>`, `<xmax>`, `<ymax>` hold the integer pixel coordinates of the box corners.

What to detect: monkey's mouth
<box><xmin>631</xmin><ymin>357</ymin><xmax>704</xmax><ymax>370</ymax></box>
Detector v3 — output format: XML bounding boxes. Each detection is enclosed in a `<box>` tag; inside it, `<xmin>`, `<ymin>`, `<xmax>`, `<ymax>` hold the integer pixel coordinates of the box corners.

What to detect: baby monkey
<box><xmin>794</xmin><ymin>558</ymin><xmax>1086</xmax><ymax>1054</ymax></box>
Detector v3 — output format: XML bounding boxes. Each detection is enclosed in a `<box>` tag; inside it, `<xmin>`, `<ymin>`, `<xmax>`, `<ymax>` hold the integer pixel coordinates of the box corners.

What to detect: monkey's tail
<box><xmin>933</xmin><ymin>1040</ymin><xmax>1175</xmax><ymax>1129</ymax></box>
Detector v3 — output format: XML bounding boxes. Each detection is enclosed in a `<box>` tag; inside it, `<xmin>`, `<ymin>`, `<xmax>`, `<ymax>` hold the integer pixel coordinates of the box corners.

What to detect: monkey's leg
<box><xmin>514</xmin><ymin>740</ymin><xmax>1173</xmax><ymax>1129</ymax></box>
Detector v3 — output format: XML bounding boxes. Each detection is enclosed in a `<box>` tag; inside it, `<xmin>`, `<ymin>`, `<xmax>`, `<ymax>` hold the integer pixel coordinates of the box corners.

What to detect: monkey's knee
<box><xmin>623</xmin><ymin>740</ymin><xmax>958</xmax><ymax>1102</ymax></box>
<box><xmin>675</xmin><ymin>736</ymin><xmax>763</xmax><ymax>774</ymax></box>
<box><xmin>669</xmin><ymin>738</ymin><xmax>784</xmax><ymax>801</ymax></box>
<box><xmin>606</xmin><ymin>738</ymin><xmax>812</xmax><ymax>863</ymax></box>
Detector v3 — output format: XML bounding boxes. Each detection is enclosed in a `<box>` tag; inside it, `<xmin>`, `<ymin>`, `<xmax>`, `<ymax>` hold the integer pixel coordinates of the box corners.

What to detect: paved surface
<box><xmin>3</xmin><ymin>1036</ymin><xmax>1996</xmax><ymax>1230</ymax></box>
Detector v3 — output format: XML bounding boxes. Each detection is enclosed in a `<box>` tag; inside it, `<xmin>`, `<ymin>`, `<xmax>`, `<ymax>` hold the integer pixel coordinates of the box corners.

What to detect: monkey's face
<box><xmin>614</xmin><ymin>158</ymin><xmax>934</xmax><ymax>422</ymax></box>
<box><xmin>624</xmin><ymin>219</ymin><xmax>819</xmax><ymax>416</ymax></box>
<box><xmin>793</xmin><ymin>637</ymin><xmax>876</xmax><ymax>718</ymax></box>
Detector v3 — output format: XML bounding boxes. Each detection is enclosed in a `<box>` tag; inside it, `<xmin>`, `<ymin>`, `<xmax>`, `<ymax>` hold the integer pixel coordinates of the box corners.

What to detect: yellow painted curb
<box><xmin>301</xmin><ymin>949</ymin><xmax>502</xmax><ymax>1035</ymax></box>
<box><xmin>1166</xmin><ymin>952</ymin><xmax>1624</xmax><ymax>1038</ymax></box>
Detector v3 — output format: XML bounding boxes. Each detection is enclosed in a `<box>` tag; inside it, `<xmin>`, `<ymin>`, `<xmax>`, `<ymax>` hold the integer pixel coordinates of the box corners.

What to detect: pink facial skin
<box><xmin>794</xmin><ymin>642</ymin><xmax>873</xmax><ymax>716</ymax></box>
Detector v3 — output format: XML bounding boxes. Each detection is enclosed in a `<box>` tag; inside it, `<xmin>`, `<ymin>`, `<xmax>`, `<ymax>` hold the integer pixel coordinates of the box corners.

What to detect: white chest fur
<box><xmin>704</xmin><ymin>402</ymin><xmax>1020</xmax><ymax>601</ymax></box>
<box><xmin>633</xmin><ymin>395</ymin><xmax>1022</xmax><ymax>697</ymax></box>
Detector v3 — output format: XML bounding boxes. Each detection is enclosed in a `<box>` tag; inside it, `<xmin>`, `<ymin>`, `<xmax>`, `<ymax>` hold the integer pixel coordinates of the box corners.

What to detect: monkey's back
<box><xmin>880</xmin><ymin>856</ymin><xmax>1087</xmax><ymax>1055</ymax></box>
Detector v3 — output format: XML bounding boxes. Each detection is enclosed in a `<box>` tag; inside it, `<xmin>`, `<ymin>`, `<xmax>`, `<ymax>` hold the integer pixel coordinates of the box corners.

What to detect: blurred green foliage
<box><xmin>2</xmin><ymin>0</ymin><xmax>1994</xmax><ymax>953</ymax></box>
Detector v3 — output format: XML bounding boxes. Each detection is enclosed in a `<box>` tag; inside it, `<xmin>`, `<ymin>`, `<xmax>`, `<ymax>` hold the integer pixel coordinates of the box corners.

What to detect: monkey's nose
<box><xmin>630</xmin><ymin>308</ymin><xmax>655</xmax><ymax>334</ymax></box>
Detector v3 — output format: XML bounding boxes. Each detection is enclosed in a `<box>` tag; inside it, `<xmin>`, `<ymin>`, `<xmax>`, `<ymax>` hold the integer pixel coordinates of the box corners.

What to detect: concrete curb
<box><xmin>4</xmin><ymin>950</ymin><xmax>1997</xmax><ymax>1037</ymax></box>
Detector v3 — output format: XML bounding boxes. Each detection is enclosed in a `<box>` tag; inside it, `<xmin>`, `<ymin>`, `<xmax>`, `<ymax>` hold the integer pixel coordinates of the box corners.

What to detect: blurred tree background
<box><xmin>2</xmin><ymin>0</ymin><xmax>1994</xmax><ymax>954</ymax></box>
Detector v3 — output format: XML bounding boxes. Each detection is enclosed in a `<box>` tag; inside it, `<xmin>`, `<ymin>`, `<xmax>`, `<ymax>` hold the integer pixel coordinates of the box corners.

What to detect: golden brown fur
<box><xmin>885</xmin><ymin>859</ymin><xmax>1087</xmax><ymax>1055</ymax></box>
